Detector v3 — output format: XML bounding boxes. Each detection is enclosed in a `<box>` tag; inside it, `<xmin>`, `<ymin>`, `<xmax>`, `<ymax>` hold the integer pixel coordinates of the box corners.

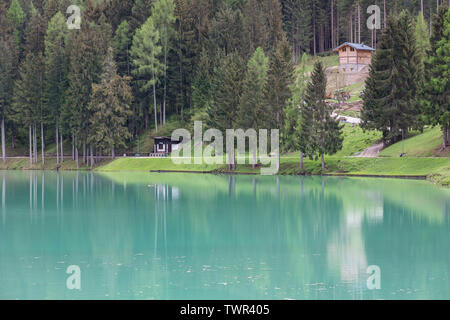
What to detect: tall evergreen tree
<box><xmin>12</xmin><ymin>53</ymin><xmax>45</xmax><ymax>166</ymax></box>
<box><xmin>207</xmin><ymin>52</ymin><xmax>245</xmax><ymax>170</ymax></box>
<box><xmin>283</xmin><ymin>52</ymin><xmax>308</xmax><ymax>169</ymax></box>
<box><xmin>238</xmin><ymin>47</ymin><xmax>269</xmax><ymax>168</ymax></box>
<box><xmin>44</xmin><ymin>11</ymin><xmax>69</xmax><ymax>165</ymax></box>
<box><xmin>152</xmin><ymin>0</ymin><xmax>175</xmax><ymax>125</ymax></box>
<box><xmin>304</xmin><ymin>61</ymin><xmax>343</xmax><ymax>170</ymax></box>
<box><xmin>88</xmin><ymin>48</ymin><xmax>133</xmax><ymax>163</ymax></box>
<box><xmin>362</xmin><ymin>11</ymin><xmax>422</xmax><ymax>145</ymax></box>
<box><xmin>113</xmin><ymin>20</ymin><xmax>133</xmax><ymax>76</ymax></box>
<box><xmin>422</xmin><ymin>6</ymin><xmax>449</xmax><ymax>148</ymax></box>
<box><xmin>131</xmin><ymin>15</ymin><xmax>163</xmax><ymax>132</ymax></box>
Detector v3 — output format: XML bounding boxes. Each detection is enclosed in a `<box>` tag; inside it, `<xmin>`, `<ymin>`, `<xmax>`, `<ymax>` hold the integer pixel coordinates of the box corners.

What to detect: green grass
<box><xmin>379</xmin><ymin>126</ymin><xmax>445</xmax><ymax>157</ymax></box>
<box><xmin>286</xmin><ymin>124</ymin><xmax>381</xmax><ymax>158</ymax></box>
<box><xmin>97</xmin><ymin>157</ymin><xmax>221</xmax><ymax>172</ymax></box>
<box><xmin>303</xmin><ymin>54</ymin><xmax>339</xmax><ymax>73</ymax></box>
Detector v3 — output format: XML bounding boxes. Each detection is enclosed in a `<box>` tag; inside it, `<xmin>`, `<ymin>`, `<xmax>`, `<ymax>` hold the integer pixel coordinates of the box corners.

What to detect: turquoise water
<box><xmin>0</xmin><ymin>170</ymin><xmax>449</xmax><ymax>300</ymax></box>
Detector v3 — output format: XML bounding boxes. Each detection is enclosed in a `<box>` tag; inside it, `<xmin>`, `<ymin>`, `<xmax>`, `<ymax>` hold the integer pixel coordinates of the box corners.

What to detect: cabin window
<box><xmin>158</xmin><ymin>143</ymin><xmax>165</xmax><ymax>152</ymax></box>
<box><xmin>342</xmin><ymin>47</ymin><xmax>346</xmax><ymax>52</ymax></box>
<box><xmin>350</xmin><ymin>47</ymin><xmax>355</xmax><ymax>52</ymax></box>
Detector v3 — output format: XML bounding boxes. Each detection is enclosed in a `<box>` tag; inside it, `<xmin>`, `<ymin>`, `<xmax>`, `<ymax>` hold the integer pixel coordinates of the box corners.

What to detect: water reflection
<box><xmin>0</xmin><ymin>171</ymin><xmax>449</xmax><ymax>299</ymax></box>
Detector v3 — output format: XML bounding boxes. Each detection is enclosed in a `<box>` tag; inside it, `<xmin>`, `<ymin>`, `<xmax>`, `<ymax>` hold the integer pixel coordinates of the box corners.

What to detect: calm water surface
<box><xmin>0</xmin><ymin>170</ymin><xmax>449</xmax><ymax>300</ymax></box>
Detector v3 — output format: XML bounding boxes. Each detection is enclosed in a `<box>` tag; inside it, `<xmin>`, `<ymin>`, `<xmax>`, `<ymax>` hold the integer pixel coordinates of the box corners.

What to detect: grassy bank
<box><xmin>95</xmin><ymin>155</ymin><xmax>450</xmax><ymax>186</ymax></box>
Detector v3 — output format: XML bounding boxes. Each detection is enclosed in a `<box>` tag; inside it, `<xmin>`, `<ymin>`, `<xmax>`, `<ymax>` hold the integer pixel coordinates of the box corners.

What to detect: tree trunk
<box><xmin>321</xmin><ymin>154</ymin><xmax>325</xmax><ymax>170</ymax></box>
<box><xmin>56</xmin><ymin>126</ymin><xmax>59</xmax><ymax>165</ymax></box>
<box><xmin>83</xmin><ymin>140</ymin><xmax>86</xmax><ymax>165</ymax></box>
<box><xmin>29</xmin><ymin>125</ymin><xmax>32</xmax><ymax>167</ymax></box>
<box><xmin>384</xmin><ymin>0</ymin><xmax>387</xmax><ymax>29</ymax></box>
<box><xmin>33</xmin><ymin>123</ymin><xmax>37</xmax><ymax>164</ymax></box>
<box><xmin>252</xmin><ymin>148</ymin><xmax>256</xmax><ymax>169</ymax></box>
<box><xmin>163</xmin><ymin>32</ymin><xmax>167</xmax><ymax>125</ymax></box>
<box><xmin>72</xmin><ymin>134</ymin><xmax>75</xmax><ymax>161</ymax></box>
<box><xmin>444</xmin><ymin>127</ymin><xmax>448</xmax><ymax>149</ymax></box>
<box><xmin>358</xmin><ymin>1</ymin><xmax>361</xmax><ymax>43</ymax></box>
<box><xmin>75</xmin><ymin>136</ymin><xmax>79</xmax><ymax>169</ymax></box>
<box><xmin>152</xmin><ymin>72</ymin><xmax>158</xmax><ymax>132</ymax></box>
<box><xmin>1</xmin><ymin>117</ymin><xmax>5</xmax><ymax>162</ymax></box>
<box><xmin>331</xmin><ymin>0</ymin><xmax>334</xmax><ymax>48</ymax></box>
<box><xmin>41</xmin><ymin>122</ymin><xmax>45</xmax><ymax>165</ymax></box>
<box><xmin>60</xmin><ymin>132</ymin><xmax>64</xmax><ymax>163</ymax></box>
<box><xmin>299</xmin><ymin>152</ymin><xmax>304</xmax><ymax>171</ymax></box>
<box><xmin>90</xmin><ymin>145</ymin><xmax>94</xmax><ymax>168</ymax></box>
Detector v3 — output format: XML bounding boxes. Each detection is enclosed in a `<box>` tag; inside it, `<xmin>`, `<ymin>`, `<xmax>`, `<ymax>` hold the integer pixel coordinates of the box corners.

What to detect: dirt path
<box><xmin>357</xmin><ymin>143</ymin><xmax>384</xmax><ymax>157</ymax></box>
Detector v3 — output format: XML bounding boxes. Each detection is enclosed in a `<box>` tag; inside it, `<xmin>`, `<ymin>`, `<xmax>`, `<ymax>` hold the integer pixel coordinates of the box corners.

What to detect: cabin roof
<box><xmin>151</xmin><ymin>136</ymin><xmax>181</xmax><ymax>142</ymax></box>
<box><xmin>333</xmin><ymin>42</ymin><xmax>375</xmax><ymax>52</ymax></box>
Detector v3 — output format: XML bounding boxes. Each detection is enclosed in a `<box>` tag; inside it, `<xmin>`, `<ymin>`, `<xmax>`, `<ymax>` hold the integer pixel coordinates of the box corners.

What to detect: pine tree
<box><xmin>113</xmin><ymin>20</ymin><xmax>133</xmax><ymax>76</ymax></box>
<box><xmin>7</xmin><ymin>0</ymin><xmax>25</xmax><ymax>52</ymax></box>
<box><xmin>304</xmin><ymin>61</ymin><xmax>343</xmax><ymax>170</ymax></box>
<box><xmin>238</xmin><ymin>47</ymin><xmax>269</xmax><ymax>168</ymax></box>
<box><xmin>88</xmin><ymin>48</ymin><xmax>133</xmax><ymax>163</ymax></box>
<box><xmin>283</xmin><ymin>53</ymin><xmax>308</xmax><ymax>169</ymax></box>
<box><xmin>65</xmin><ymin>23</ymin><xmax>105</xmax><ymax>167</ymax></box>
<box><xmin>11</xmin><ymin>53</ymin><xmax>45</xmax><ymax>166</ymax></box>
<box><xmin>192</xmin><ymin>47</ymin><xmax>212</xmax><ymax>110</ymax></box>
<box><xmin>207</xmin><ymin>52</ymin><xmax>245</xmax><ymax>170</ymax></box>
<box><xmin>131</xmin><ymin>15</ymin><xmax>163</xmax><ymax>132</ymax></box>
<box><xmin>362</xmin><ymin>11</ymin><xmax>422</xmax><ymax>145</ymax></box>
<box><xmin>44</xmin><ymin>11</ymin><xmax>69</xmax><ymax>165</ymax></box>
<box><xmin>422</xmin><ymin>6</ymin><xmax>449</xmax><ymax>148</ymax></box>
<box><xmin>0</xmin><ymin>8</ymin><xmax>18</xmax><ymax>162</ymax></box>
<box><xmin>152</xmin><ymin>0</ymin><xmax>175</xmax><ymax>125</ymax></box>
<box><xmin>238</xmin><ymin>47</ymin><xmax>269</xmax><ymax>130</ymax></box>
<box><xmin>265</xmin><ymin>36</ymin><xmax>294</xmax><ymax>129</ymax></box>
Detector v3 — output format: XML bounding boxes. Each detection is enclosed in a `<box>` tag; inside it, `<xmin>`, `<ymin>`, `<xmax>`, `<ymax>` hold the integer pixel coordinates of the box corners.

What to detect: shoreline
<box><xmin>0</xmin><ymin>156</ymin><xmax>448</xmax><ymax>187</ymax></box>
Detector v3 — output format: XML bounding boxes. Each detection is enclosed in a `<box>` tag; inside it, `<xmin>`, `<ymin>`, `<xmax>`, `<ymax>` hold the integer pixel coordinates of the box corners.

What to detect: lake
<box><xmin>0</xmin><ymin>170</ymin><xmax>449</xmax><ymax>300</ymax></box>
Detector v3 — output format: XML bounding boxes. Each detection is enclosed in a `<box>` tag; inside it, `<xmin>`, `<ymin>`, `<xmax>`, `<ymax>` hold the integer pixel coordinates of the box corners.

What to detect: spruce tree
<box><xmin>44</xmin><ymin>12</ymin><xmax>69</xmax><ymax>165</ymax></box>
<box><xmin>11</xmin><ymin>53</ymin><xmax>45</xmax><ymax>166</ymax></box>
<box><xmin>422</xmin><ymin>6</ymin><xmax>449</xmax><ymax>148</ymax></box>
<box><xmin>207</xmin><ymin>52</ymin><xmax>245</xmax><ymax>170</ymax></box>
<box><xmin>152</xmin><ymin>0</ymin><xmax>175</xmax><ymax>125</ymax></box>
<box><xmin>362</xmin><ymin>11</ymin><xmax>421</xmax><ymax>145</ymax></box>
<box><xmin>131</xmin><ymin>16</ymin><xmax>163</xmax><ymax>132</ymax></box>
<box><xmin>304</xmin><ymin>61</ymin><xmax>343</xmax><ymax>170</ymax></box>
<box><xmin>113</xmin><ymin>20</ymin><xmax>132</xmax><ymax>76</ymax></box>
<box><xmin>238</xmin><ymin>47</ymin><xmax>269</xmax><ymax>168</ymax></box>
<box><xmin>88</xmin><ymin>48</ymin><xmax>133</xmax><ymax>162</ymax></box>
<box><xmin>283</xmin><ymin>53</ymin><xmax>308</xmax><ymax>169</ymax></box>
<box><xmin>0</xmin><ymin>11</ymin><xmax>17</xmax><ymax>162</ymax></box>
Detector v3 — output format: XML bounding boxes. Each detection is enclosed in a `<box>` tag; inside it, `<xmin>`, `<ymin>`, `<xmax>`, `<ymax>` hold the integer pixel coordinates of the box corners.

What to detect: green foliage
<box><xmin>362</xmin><ymin>11</ymin><xmax>422</xmax><ymax>145</ymax></box>
<box><xmin>113</xmin><ymin>20</ymin><xmax>132</xmax><ymax>76</ymax></box>
<box><xmin>238</xmin><ymin>47</ymin><xmax>269</xmax><ymax>130</ymax></box>
<box><xmin>88</xmin><ymin>48</ymin><xmax>133</xmax><ymax>154</ymax></box>
<box><xmin>44</xmin><ymin>12</ymin><xmax>69</xmax><ymax>126</ymax></box>
<box><xmin>207</xmin><ymin>52</ymin><xmax>245</xmax><ymax>131</ymax></box>
<box><xmin>302</xmin><ymin>61</ymin><xmax>343</xmax><ymax>162</ymax></box>
<box><xmin>421</xmin><ymin>6</ymin><xmax>450</xmax><ymax>145</ymax></box>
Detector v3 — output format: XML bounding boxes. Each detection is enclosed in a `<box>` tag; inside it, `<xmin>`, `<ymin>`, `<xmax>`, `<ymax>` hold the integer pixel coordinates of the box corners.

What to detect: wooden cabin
<box><xmin>151</xmin><ymin>136</ymin><xmax>181</xmax><ymax>154</ymax></box>
<box><xmin>334</xmin><ymin>42</ymin><xmax>375</xmax><ymax>73</ymax></box>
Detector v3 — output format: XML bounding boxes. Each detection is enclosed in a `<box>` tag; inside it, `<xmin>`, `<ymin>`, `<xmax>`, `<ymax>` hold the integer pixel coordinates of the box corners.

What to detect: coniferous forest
<box><xmin>0</xmin><ymin>0</ymin><xmax>449</xmax><ymax>169</ymax></box>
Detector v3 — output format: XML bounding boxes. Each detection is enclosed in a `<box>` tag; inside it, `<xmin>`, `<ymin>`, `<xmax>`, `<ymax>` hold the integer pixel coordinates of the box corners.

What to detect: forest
<box><xmin>0</xmin><ymin>0</ymin><xmax>448</xmax><ymax>169</ymax></box>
